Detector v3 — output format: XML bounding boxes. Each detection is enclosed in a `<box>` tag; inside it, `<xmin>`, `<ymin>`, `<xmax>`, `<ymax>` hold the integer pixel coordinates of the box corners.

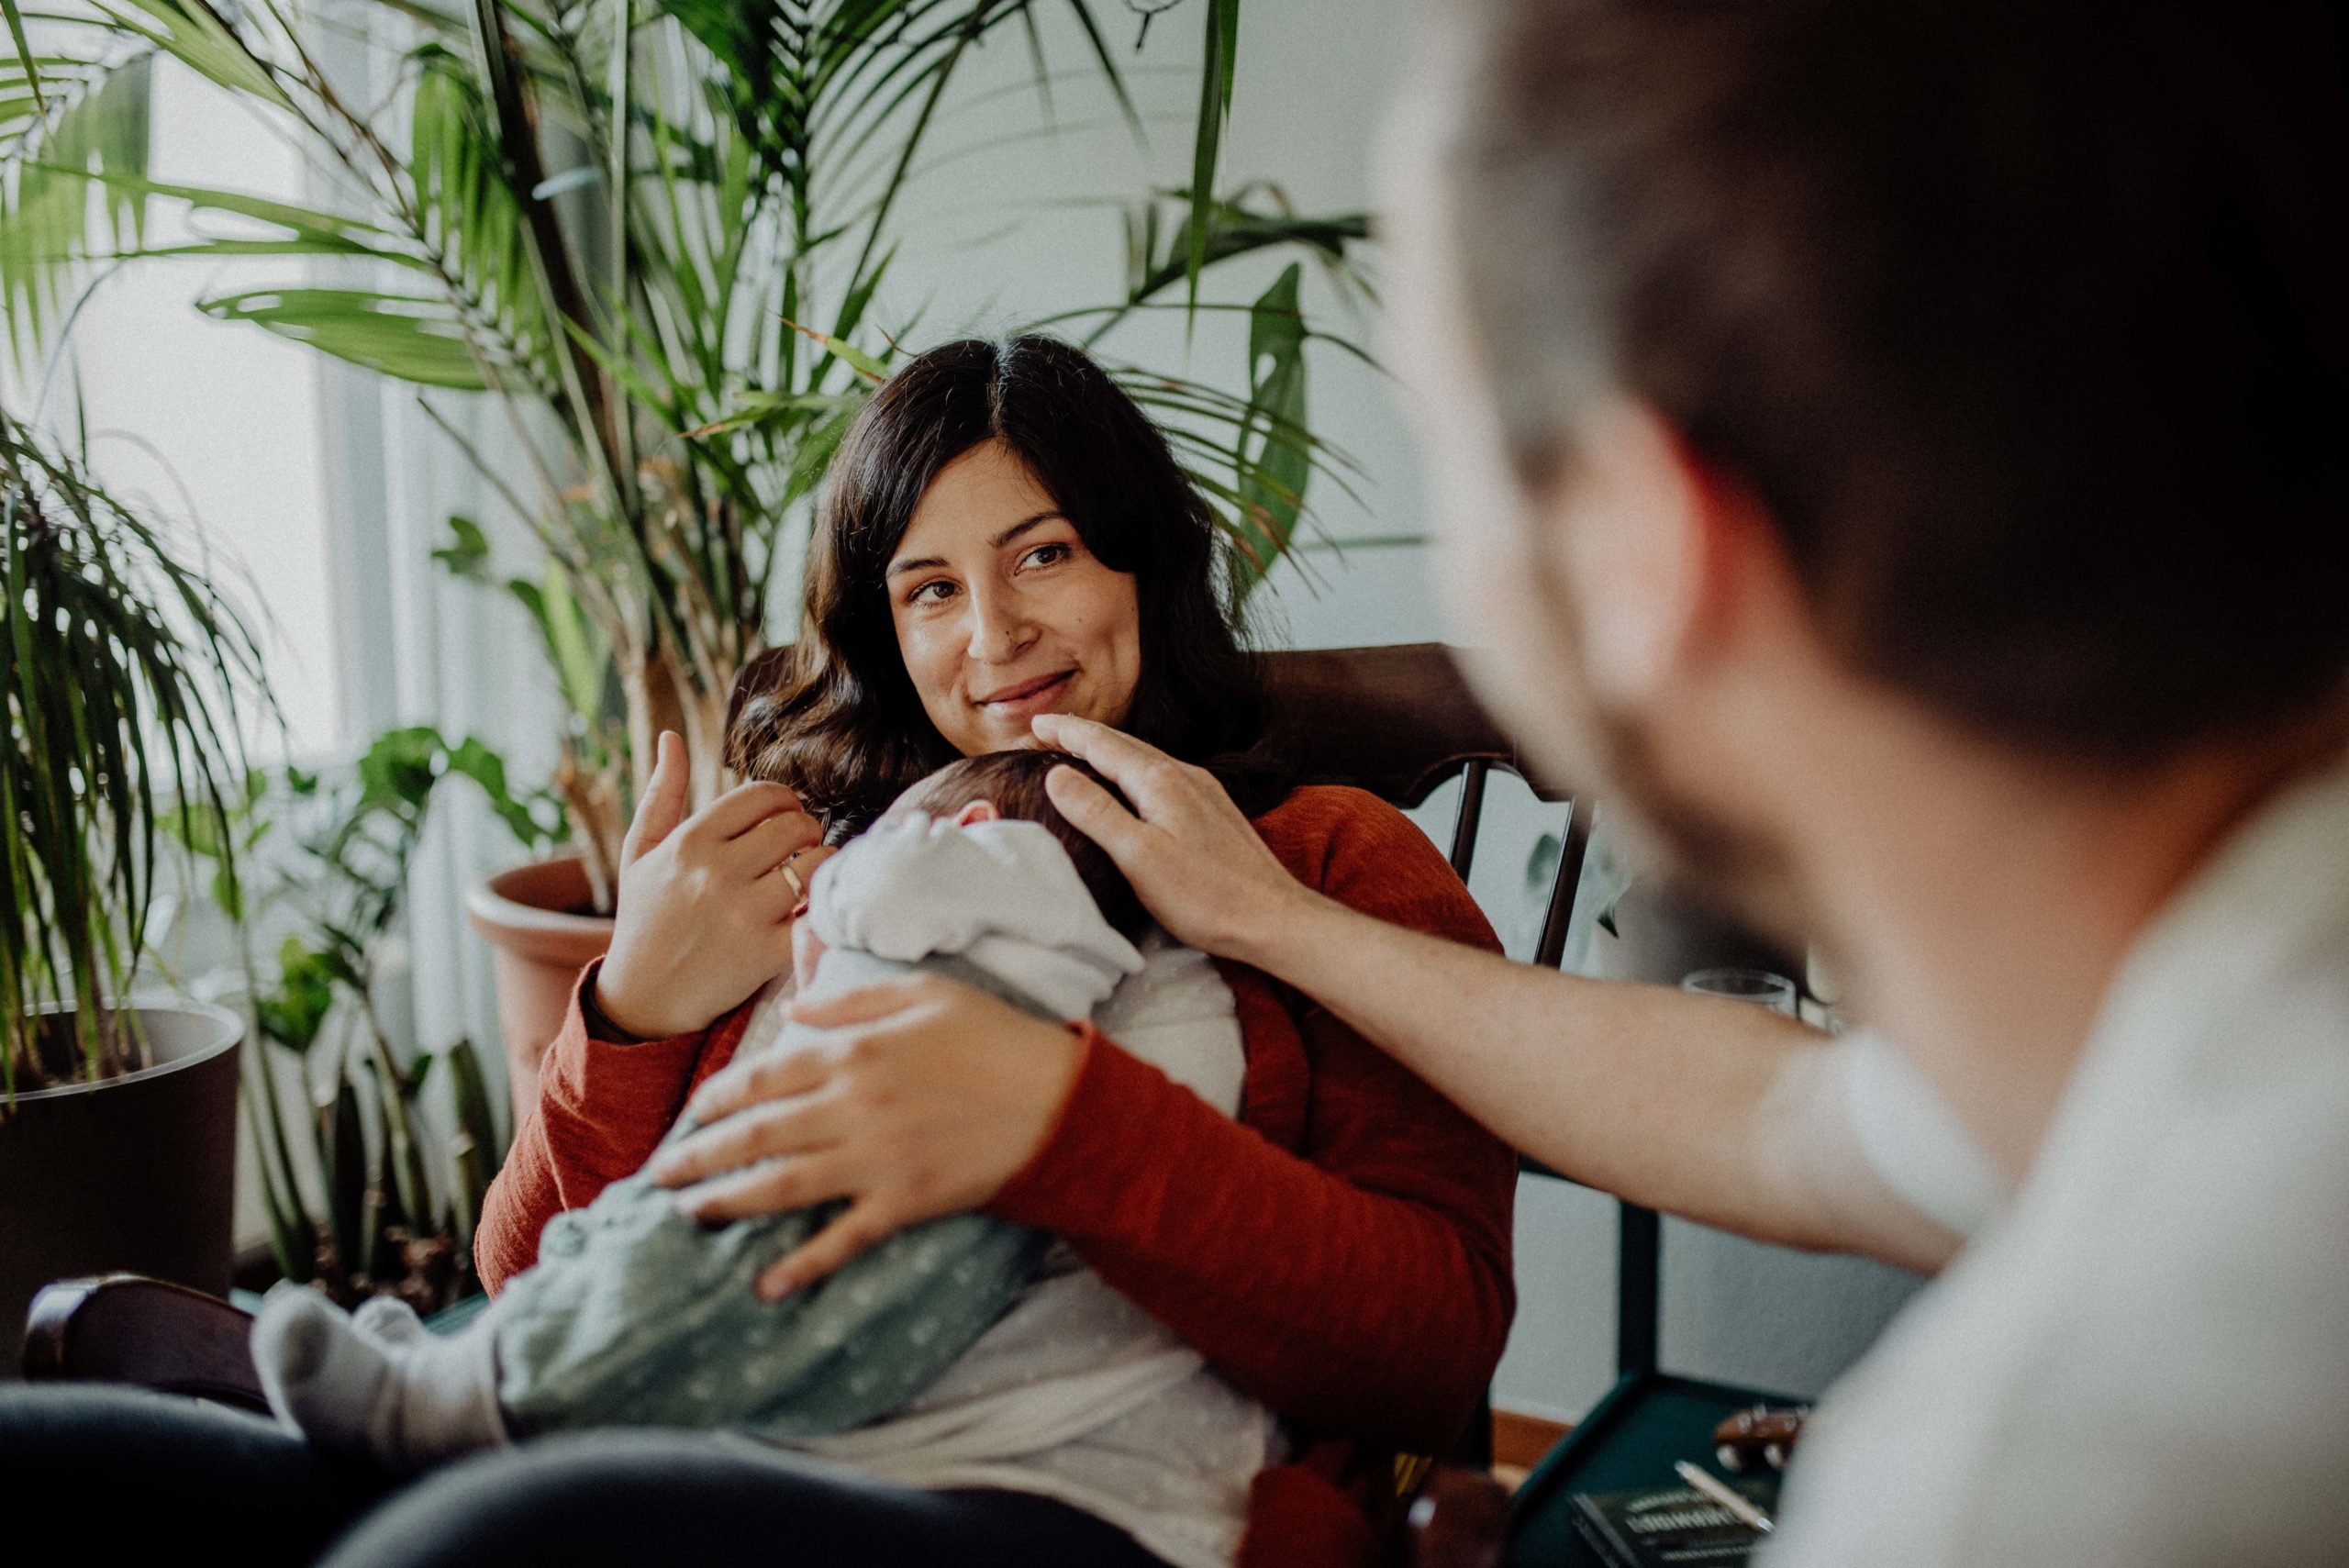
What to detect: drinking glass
<box><xmin>1680</xmin><ymin>967</ymin><xmax>1799</xmax><ymax>1017</ymax></box>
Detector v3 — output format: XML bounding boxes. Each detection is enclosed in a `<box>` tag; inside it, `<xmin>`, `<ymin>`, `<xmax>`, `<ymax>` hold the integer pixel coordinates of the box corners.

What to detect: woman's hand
<box><xmin>593</xmin><ymin>730</ymin><xmax>832</xmax><ymax>1040</ymax></box>
<box><xmin>1030</xmin><ymin>712</ymin><xmax>1319</xmax><ymax>963</ymax></box>
<box><xmin>646</xmin><ymin>976</ymin><xmax>1085</xmax><ymax>1297</ymax></box>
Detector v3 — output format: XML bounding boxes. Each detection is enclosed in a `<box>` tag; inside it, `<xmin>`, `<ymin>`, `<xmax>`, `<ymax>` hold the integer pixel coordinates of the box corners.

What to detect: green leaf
<box><xmin>257</xmin><ymin>936</ymin><xmax>335</xmax><ymax>1052</ymax></box>
<box><xmin>682</xmin><ymin>389</ymin><xmax>859</xmax><ymax>440</ymax></box>
<box><xmin>538</xmin><ymin>565</ymin><xmax>608</xmax><ymax>729</ymax></box>
<box><xmin>431</xmin><ymin>513</ymin><xmax>493</xmax><ymax>579</ymax></box>
<box><xmin>1064</xmin><ymin>0</ymin><xmax>1144</xmax><ymax>145</ymax></box>
<box><xmin>442</xmin><ymin>1033</ymin><xmax>503</xmax><ymax>1179</ymax></box>
<box><xmin>2</xmin><ymin>0</ymin><xmax>41</xmax><ymax>114</ymax></box>
<box><xmin>50</xmin><ymin>167</ymin><xmax>427</xmax><ymax>267</ymax></box>
<box><xmin>1230</xmin><ymin>261</ymin><xmax>1310</xmax><ymax>596</ymax></box>
<box><xmin>355</xmin><ymin>725</ymin><xmax>443</xmax><ymax>816</ymax></box>
<box><xmin>1184</xmin><ymin>0</ymin><xmax>1241</xmax><ymax>317</ymax></box>
<box><xmin>1</xmin><ymin>52</ymin><xmax>152</xmax><ymax>364</ymax></box>
<box><xmin>782</xmin><ymin>317</ymin><xmax>888</xmax><ymax>383</ymax></box>
<box><xmin>324</xmin><ymin>1073</ymin><xmax>368</xmax><ymax>1273</ymax></box>
<box><xmin>198</xmin><ymin>286</ymin><xmax>491</xmax><ymax>389</ymax></box>
<box><xmin>107</xmin><ymin>0</ymin><xmax>290</xmax><ymax>108</ymax></box>
<box><xmin>1110</xmin><ymin>188</ymin><xmax>1370</xmax><ymax>317</ymax></box>
<box><xmin>241</xmin><ymin>1069</ymin><xmax>312</xmax><ymax>1284</ymax></box>
<box><xmin>1</xmin><ymin>403</ymin><xmax>263</xmax><ymax>1085</ymax></box>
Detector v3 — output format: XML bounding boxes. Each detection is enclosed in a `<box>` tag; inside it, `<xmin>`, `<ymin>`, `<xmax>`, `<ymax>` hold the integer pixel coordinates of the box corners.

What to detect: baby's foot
<box><xmin>251</xmin><ymin>1284</ymin><xmax>395</xmax><ymax>1459</ymax></box>
<box><xmin>250</xmin><ymin>1284</ymin><xmax>504</xmax><ymax>1472</ymax></box>
<box><xmin>353</xmin><ymin>1294</ymin><xmax>429</xmax><ymax>1349</ymax></box>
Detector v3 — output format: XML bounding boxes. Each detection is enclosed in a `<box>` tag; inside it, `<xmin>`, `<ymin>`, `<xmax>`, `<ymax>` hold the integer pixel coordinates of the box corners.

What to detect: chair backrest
<box><xmin>1263</xmin><ymin>645</ymin><xmax>1658</xmax><ymax>1385</ymax></box>
<box><xmin>1261</xmin><ymin>643</ymin><xmax>1588</xmax><ymax>973</ymax></box>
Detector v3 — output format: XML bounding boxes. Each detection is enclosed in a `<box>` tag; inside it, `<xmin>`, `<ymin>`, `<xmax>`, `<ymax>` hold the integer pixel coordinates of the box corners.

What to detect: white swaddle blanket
<box><xmin>746</xmin><ymin>819</ymin><xmax>1279</xmax><ymax>1568</ymax></box>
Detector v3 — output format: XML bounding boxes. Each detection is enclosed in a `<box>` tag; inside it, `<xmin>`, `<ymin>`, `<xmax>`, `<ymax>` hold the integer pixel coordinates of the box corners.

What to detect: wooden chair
<box><xmin>1265</xmin><ymin>646</ymin><xmax>1799</xmax><ymax>1568</ymax></box>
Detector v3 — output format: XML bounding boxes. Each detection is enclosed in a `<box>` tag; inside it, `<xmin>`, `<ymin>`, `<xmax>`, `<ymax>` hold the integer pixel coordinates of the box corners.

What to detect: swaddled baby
<box><xmin>253</xmin><ymin>750</ymin><xmax>1277</xmax><ymax>1568</ymax></box>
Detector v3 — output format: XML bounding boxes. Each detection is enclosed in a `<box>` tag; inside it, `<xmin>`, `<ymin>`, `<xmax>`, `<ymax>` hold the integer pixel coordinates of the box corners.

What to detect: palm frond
<box><xmin>1182</xmin><ymin>0</ymin><xmax>1237</xmax><ymax>317</ymax></box>
<box><xmin>0</xmin><ymin>43</ymin><xmax>151</xmax><ymax>363</ymax></box>
<box><xmin>197</xmin><ymin>284</ymin><xmax>498</xmax><ymax>388</ymax></box>
<box><xmin>104</xmin><ymin>0</ymin><xmax>290</xmax><ymax>108</ymax></box>
<box><xmin>408</xmin><ymin>44</ymin><xmax>559</xmax><ymax>388</ymax></box>
<box><xmin>3</xmin><ymin>0</ymin><xmax>42</xmax><ymax>113</ymax></box>
<box><xmin>1</xmin><ymin>404</ymin><xmax>264</xmax><ymax>1090</ymax></box>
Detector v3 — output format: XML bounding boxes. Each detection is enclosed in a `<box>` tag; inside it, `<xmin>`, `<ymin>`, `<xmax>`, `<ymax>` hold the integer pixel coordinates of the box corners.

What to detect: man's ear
<box><xmin>1537</xmin><ymin>401</ymin><xmax>1734</xmax><ymax>705</ymax></box>
<box><xmin>953</xmin><ymin>799</ymin><xmax>999</xmax><ymax>826</ymax></box>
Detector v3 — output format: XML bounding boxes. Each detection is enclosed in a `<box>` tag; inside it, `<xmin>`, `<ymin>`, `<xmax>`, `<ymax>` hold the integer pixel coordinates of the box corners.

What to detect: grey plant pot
<box><xmin>0</xmin><ymin>1003</ymin><xmax>243</xmax><ymax>1376</ymax></box>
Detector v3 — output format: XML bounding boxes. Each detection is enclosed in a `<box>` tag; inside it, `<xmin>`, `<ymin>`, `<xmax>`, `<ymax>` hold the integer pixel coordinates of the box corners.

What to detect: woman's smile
<box><xmin>974</xmin><ymin>667</ymin><xmax>1079</xmax><ymax>721</ymax></box>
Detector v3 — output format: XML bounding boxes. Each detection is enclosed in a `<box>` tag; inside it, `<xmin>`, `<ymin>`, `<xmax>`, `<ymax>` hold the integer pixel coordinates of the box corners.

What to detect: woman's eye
<box><xmin>907</xmin><ymin>579</ymin><xmax>957</xmax><ymax>606</ymax></box>
<box><xmin>1019</xmin><ymin>542</ymin><xmax>1073</xmax><ymax>571</ymax></box>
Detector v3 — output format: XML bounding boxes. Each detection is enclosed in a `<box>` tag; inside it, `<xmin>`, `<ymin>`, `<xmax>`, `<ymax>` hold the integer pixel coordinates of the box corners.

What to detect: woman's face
<box><xmin>887</xmin><ymin>439</ymin><xmax>1143</xmax><ymax>757</ymax></box>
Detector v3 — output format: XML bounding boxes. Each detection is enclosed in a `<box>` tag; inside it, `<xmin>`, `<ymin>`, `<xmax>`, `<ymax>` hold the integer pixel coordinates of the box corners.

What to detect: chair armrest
<box><xmin>1405</xmin><ymin>1464</ymin><xmax>1514</xmax><ymax>1568</ymax></box>
<box><xmin>20</xmin><ymin>1273</ymin><xmax>269</xmax><ymax>1416</ymax></box>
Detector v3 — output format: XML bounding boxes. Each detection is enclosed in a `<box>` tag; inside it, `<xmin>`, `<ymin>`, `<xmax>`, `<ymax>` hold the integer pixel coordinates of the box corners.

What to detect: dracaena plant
<box><xmin>0</xmin><ymin>403</ymin><xmax>263</xmax><ymax>1093</ymax></box>
<box><xmin>5</xmin><ymin>0</ymin><xmax>1372</xmax><ymax>911</ymax></box>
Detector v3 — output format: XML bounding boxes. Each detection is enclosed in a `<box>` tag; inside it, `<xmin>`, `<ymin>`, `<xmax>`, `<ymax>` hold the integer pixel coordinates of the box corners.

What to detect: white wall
<box><xmin>852</xmin><ymin>1</ymin><xmax>1430</xmax><ymax>651</ymax></box>
<box><xmin>26</xmin><ymin>61</ymin><xmax>341</xmax><ymax>760</ymax></box>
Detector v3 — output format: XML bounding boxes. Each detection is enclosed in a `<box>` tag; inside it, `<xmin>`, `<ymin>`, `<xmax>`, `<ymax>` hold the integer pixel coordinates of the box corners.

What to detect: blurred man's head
<box><xmin>1385</xmin><ymin>0</ymin><xmax>2349</xmax><ymax>938</ymax></box>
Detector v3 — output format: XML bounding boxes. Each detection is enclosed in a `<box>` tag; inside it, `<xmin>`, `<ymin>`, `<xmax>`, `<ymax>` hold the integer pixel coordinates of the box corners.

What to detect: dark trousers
<box><xmin>0</xmin><ymin>1385</ymin><xmax>1171</xmax><ymax>1567</ymax></box>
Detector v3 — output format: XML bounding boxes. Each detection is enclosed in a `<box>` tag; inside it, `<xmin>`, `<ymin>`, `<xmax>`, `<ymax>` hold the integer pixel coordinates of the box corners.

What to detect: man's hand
<box><xmin>1030</xmin><ymin>712</ymin><xmax>1319</xmax><ymax>964</ymax></box>
<box><xmin>593</xmin><ymin>730</ymin><xmax>832</xmax><ymax>1040</ymax></box>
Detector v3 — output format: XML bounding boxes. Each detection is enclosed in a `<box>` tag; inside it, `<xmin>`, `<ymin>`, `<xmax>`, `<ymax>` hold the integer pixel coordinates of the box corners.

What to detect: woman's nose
<box><xmin>963</xmin><ymin>586</ymin><xmax>1038</xmax><ymax>663</ymax></box>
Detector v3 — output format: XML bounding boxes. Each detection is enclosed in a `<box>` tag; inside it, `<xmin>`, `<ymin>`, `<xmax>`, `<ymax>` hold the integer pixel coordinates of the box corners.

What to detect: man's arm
<box><xmin>1032</xmin><ymin>714</ymin><xmax>1964</xmax><ymax>1275</ymax></box>
<box><xmin>1232</xmin><ymin>889</ymin><xmax>1960</xmax><ymax>1273</ymax></box>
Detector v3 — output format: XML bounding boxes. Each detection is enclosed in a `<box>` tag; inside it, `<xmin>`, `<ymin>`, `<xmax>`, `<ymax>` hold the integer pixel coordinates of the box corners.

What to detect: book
<box><xmin>1568</xmin><ymin>1480</ymin><xmax>1778</xmax><ymax>1568</ymax></box>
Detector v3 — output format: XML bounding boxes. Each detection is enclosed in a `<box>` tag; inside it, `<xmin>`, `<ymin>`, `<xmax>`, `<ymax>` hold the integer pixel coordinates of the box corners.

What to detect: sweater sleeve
<box><xmin>990</xmin><ymin>790</ymin><xmax>1520</xmax><ymax>1452</ymax></box>
<box><xmin>475</xmin><ymin>960</ymin><xmax>751</xmax><ymax>1293</ymax></box>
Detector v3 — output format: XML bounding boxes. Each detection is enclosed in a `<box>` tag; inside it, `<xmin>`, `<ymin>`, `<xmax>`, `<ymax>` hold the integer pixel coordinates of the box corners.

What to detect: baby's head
<box><xmin>886</xmin><ymin>751</ymin><xmax>1149</xmax><ymax>942</ymax></box>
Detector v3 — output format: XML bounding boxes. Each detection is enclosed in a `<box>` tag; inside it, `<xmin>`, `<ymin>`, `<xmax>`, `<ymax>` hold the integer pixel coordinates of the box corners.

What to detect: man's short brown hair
<box><xmin>1436</xmin><ymin>0</ymin><xmax>2349</xmax><ymax>762</ymax></box>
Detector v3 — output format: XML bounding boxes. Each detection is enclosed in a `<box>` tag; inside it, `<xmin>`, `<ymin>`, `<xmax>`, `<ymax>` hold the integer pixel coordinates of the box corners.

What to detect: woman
<box><xmin>0</xmin><ymin>338</ymin><xmax>1512</xmax><ymax>1568</ymax></box>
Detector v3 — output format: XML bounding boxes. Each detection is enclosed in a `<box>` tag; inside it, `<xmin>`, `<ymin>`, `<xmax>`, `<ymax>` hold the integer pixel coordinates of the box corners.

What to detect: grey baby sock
<box><xmin>251</xmin><ymin>1284</ymin><xmax>507</xmax><ymax>1472</ymax></box>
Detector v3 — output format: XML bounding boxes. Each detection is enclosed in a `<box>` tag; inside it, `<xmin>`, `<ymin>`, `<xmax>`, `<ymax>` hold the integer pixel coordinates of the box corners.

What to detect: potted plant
<box><xmin>175</xmin><ymin>728</ymin><xmax>560</xmax><ymax>1308</ymax></box>
<box><xmin>6</xmin><ymin>0</ymin><xmax>1370</xmax><ymax>1097</ymax></box>
<box><xmin>0</xmin><ymin>405</ymin><xmax>265</xmax><ymax>1360</ymax></box>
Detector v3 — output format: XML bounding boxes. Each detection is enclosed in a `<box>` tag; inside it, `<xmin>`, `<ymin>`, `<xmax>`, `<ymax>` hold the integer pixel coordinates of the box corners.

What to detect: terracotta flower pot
<box><xmin>1</xmin><ymin>1003</ymin><xmax>242</xmax><ymax>1373</ymax></box>
<box><xmin>465</xmin><ymin>854</ymin><xmax>615</xmax><ymax>1118</ymax></box>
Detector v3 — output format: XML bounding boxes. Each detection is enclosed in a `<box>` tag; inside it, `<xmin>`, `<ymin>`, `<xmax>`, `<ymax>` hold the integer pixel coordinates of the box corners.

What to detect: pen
<box><xmin>1675</xmin><ymin>1459</ymin><xmax>1776</xmax><ymax>1535</ymax></box>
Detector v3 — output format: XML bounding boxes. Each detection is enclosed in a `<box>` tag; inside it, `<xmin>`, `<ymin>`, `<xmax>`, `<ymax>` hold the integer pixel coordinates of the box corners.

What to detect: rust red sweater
<box><xmin>476</xmin><ymin>785</ymin><xmax>1518</xmax><ymax>1563</ymax></box>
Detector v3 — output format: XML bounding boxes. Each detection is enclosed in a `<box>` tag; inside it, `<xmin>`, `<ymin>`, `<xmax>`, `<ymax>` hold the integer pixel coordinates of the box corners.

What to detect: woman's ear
<box><xmin>953</xmin><ymin>799</ymin><xmax>999</xmax><ymax>826</ymax></box>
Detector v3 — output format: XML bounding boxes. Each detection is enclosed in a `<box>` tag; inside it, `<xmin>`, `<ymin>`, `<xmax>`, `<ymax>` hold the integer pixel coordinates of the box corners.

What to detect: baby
<box><xmin>253</xmin><ymin>751</ymin><xmax>1275</xmax><ymax>1568</ymax></box>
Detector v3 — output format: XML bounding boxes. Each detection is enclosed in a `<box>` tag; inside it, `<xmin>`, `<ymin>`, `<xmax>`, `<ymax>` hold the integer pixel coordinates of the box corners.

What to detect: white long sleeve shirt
<box><xmin>1771</xmin><ymin>753</ymin><xmax>2349</xmax><ymax>1566</ymax></box>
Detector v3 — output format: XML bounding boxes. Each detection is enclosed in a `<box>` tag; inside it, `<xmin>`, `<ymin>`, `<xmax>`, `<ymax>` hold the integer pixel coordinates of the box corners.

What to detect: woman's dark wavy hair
<box><xmin>730</xmin><ymin>335</ymin><xmax>1275</xmax><ymax>836</ymax></box>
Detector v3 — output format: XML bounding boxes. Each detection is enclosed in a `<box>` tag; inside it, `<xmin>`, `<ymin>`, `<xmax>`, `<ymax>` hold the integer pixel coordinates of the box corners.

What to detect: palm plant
<box><xmin>5</xmin><ymin>0</ymin><xmax>1372</xmax><ymax>910</ymax></box>
<box><xmin>0</xmin><ymin>401</ymin><xmax>263</xmax><ymax>1092</ymax></box>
